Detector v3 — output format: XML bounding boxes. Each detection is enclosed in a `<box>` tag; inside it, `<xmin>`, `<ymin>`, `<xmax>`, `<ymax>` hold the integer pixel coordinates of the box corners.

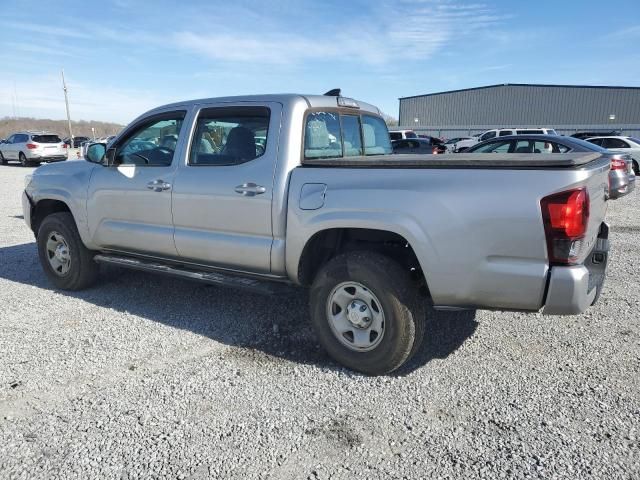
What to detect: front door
<box><xmin>171</xmin><ymin>103</ymin><xmax>281</xmax><ymax>273</ymax></box>
<box><xmin>86</xmin><ymin>110</ymin><xmax>189</xmax><ymax>257</ymax></box>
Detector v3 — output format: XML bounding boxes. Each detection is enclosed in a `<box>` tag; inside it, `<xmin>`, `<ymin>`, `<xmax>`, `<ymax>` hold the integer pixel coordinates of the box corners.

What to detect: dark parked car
<box><xmin>466</xmin><ymin>134</ymin><xmax>635</xmax><ymax>199</ymax></box>
<box><xmin>571</xmin><ymin>130</ymin><xmax>622</xmax><ymax>140</ymax></box>
<box><xmin>64</xmin><ymin>136</ymin><xmax>90</xmax><ymax>148</ymax></box>
<box><xmin>392</xmin><ymin>138</ymin><xmax>440</xmax><ymax>155</ymax></box>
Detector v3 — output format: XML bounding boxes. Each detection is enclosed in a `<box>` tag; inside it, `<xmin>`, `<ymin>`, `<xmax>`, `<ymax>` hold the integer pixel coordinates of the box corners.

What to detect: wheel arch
<box><xmin>31</xmin><ymin>198</ymin><xmax>74</xmax><ymax>237</ymax></box>
<box><xmin>296</xmin><ymin>227</ymin><xmax>431</xmax><ymax>296</ymax></box>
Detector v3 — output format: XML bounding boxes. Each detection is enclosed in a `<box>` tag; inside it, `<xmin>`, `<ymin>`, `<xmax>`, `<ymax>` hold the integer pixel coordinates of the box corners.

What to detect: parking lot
<box><xmin>0</xmin><ymin>164</ymin><xmax>638</xmax><ymax>479</ymax></box>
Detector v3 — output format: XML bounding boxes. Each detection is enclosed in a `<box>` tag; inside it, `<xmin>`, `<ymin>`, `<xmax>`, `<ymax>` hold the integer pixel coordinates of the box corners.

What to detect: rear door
<box><xmin>171</xmin><ymin>102</ymin><xmax>281</xmax><ymax>273</ymax></box>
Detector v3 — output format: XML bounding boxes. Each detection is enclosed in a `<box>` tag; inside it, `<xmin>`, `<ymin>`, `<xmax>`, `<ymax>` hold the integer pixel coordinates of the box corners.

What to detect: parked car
<box><xmin>454</xmin><ymin>128</ymin><xmax>558</xmax><ymax>152</ymax></box>
<box><xmin>466</xmin><ymin>135</ymin><xmax>635</xmax><ymax>199</ymax></box>
<box><xmin>64</xmin><ymin>136</ymin><xmax>91</xmax><ymax>148</ymax></box>
<box><xmin>23</xmin><ymin>93</ymin><xmax>611</xmax><ymax>375</ymax></box>
<box><xmin>389</xmin><ymin>129</ymin><xmax>417</xmax><ymax>140</ymax></box>
<box><xmin>571</xmin><ymin>130</ymin><xmax>622</xmax><ymax>140</ymax></box>
<box><xmin>392</xmin><ymin>138</ymin><xmax>444</xmax><ymax>154</ymax></box>
<box><xmin>0</xmin><ymin>131</ymin><xmax>67</xmax><ymax>166</ymax></box>
<box><xmin>585</xmin><ymin>136</ymin><xmax>640</xmax><ymax>175</ymax></box>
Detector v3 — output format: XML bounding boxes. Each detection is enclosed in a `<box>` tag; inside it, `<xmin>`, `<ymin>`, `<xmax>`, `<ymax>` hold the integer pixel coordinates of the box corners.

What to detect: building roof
<box><xmin>399</xmin><ymin>83</ymin><xmax>640</xmax><ymax>100</ymax></box>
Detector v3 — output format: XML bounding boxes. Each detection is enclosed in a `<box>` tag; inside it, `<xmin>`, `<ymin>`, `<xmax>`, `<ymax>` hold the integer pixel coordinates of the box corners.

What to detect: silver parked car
<box><xmin>466</xmin><ymin>135</ymin><xmax>635</xmax><ymax>199</ymax></box>
<box><xmin>585</xmin><ymin>136</ymin><xmax>640</xmax><ymax>175</ymax></box>
<box><xmin>0</xmin><ymin>131</ymin><xmax>67</xmax><ymax>166</ymax></box>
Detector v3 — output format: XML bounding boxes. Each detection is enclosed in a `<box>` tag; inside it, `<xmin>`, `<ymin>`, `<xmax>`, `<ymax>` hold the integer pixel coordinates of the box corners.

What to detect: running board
<box><xmin>93</xmin><ymin>254</ymin><xmax>294</xmax><ymax>295</ymax></box>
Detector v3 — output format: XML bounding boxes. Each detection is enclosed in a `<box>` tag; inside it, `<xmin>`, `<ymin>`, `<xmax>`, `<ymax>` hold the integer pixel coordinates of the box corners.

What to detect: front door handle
<box><xmin>235</xmin><ymin>183</ymin><xmax>266</xmax><ymax>196</ymax></box>
<box><xmin>146</xmin><ymin>179</ymin><xmax>172</xmax><ymax>192</ymax></box>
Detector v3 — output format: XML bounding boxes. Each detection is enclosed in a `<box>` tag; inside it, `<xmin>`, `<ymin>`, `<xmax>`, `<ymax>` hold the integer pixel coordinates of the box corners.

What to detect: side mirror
<box><xmin>86</xmin><ymin>143</ymin><xmax>107</xmax><ymax>164</ymax></box>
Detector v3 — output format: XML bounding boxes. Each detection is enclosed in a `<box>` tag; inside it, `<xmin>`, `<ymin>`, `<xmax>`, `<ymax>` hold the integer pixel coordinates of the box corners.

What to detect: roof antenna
<box><xmin>324</xmin><ymin>88</ymin><xmax>341</xmax><ymax>97</ymax></box>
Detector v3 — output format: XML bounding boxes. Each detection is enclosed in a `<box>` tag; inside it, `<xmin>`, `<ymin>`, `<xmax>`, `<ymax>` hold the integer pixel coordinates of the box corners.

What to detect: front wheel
<box><xmin>37</xmin><ymin>212</ymin><xmax>99</xmax><ymax>290</ymax></box>
<box><xmin>310</xmin><ymin>252</ymin><xmax>425</xmax><ymax>375</ymax></box>
<box><xmin>19</xmin><ymin>152</ymin><xmax>29</xmax><ymax>167</ymax></box>
<box><xmin>633</xmin><ymin>160</ymin><xmax>639</xmax><ymax>177</ymax></box>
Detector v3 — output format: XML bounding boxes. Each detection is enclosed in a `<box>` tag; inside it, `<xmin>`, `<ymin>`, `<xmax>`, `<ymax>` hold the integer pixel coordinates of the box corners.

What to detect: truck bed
<box><xmin>302</xmin><ymin>152</ymin><xmax>603</xmax><ymax>169</ymax></box>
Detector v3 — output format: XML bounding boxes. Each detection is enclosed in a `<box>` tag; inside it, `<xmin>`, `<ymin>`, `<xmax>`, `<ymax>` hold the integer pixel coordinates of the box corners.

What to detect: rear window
<box><xmin>31</xmin><ymin>135</ymin><xmax>61</xmax><ymax>143</ymax></box>
<box><xmin>304</xmin><ymin>112</ymin><xmax>391</xmax><ymax>159</ymax></box>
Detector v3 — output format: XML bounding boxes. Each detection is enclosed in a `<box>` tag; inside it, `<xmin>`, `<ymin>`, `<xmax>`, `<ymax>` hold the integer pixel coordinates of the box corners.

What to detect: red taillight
<box><xmin>610</xmin><ymin>158</ymin><xmax>626</xmax><ymax>171</ymax></box>
<box><xmin>26</xmin><ymin>143</ymin><xmax>37</xmax><ymax>149</ymax></box>
<box><xmin>432</xmin><ymin>146</ymin><xmax>438</xmax><ymax>154</ymax></box>
<box><xmin>541</xmin><ymin>188</ymin><xmax>589</xmax><ymax>264</ymax></box>
<box><xmin>62</xmin><ymin>143</ymin><xmax>68</xmax><ymax>148</ymax></box>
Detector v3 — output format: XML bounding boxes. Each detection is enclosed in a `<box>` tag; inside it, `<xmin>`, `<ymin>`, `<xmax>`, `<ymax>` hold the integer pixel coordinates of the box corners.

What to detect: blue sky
<box><xmin>1</xmin><ymin>0</ymin><xmax>639</xmax><ymax>124</ymax></box>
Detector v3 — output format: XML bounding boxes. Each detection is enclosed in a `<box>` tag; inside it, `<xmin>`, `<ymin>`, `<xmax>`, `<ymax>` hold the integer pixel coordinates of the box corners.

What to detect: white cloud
<box><xmin>173</xmin><ymin>0</ymin><xmax>504</xmax><ymax>65</ymax></box>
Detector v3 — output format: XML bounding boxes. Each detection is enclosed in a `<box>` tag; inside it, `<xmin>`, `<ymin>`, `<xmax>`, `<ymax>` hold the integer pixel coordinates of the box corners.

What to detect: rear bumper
<box><xmin>543</xmin><ymin>223</ymin><xmax>609</xmax><ymax>315</ymax></box>
<box><xmin>609</xmin><ymin>170</ymin><xmax>635</xmax><ymax>199</ymax></box>
<box><xmin>29</xmin><ymin>155</ymin><xmax>67</xmax><ymax>163</ymax></box>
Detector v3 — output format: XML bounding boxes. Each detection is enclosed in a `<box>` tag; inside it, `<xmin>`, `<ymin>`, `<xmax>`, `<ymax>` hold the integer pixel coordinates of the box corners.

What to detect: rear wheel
<box><xmin>633</xmin><ymin>160</ymin><xmax>639</xmax><ymax>176</ymax></box>
<box><xmin>19</xmin><ymin>152</ymin><xmax>29</xmax><ymax>167</ymax></box>
<box><xmin>310</xmin><ymin>251</ymin><xmax>425</xmax><ymax>375</ymax></box>
<box><xmin>0</xmin><ymin>151</ymin><xmax>6</xmax><ymax>165</ymax></box>
<box><xmin>37</xmin><ymin>212</ymin><xmax>99</xmax><ymax>290</ymax></box>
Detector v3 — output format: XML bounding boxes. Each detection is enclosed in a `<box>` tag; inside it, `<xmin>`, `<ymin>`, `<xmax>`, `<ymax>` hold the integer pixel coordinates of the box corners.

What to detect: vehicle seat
<box><xmin>221</xmin><ymin>126</ymin><xmax>256</xmax><ymax>162</ymax></box>
<box><xmin>515</xmin><ymin>146</ymin><xmax>532</xmax><ymax>153</ymax></box>
<box><xmin>305</xmin><ymin>119</ymin><xmax>341</xmax><ymax>158</ymax></box>
<box><xmin>363</xmin><ymin>123</ymin><xmax>385</xmax><ymax>155</ymax></box>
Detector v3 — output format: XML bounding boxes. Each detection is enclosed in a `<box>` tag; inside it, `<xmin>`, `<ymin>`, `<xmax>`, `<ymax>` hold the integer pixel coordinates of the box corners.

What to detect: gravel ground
<box><xmin>0</xmin><ymin>164</ymin><xmax>638</xmax><ymax>479</ymax></box>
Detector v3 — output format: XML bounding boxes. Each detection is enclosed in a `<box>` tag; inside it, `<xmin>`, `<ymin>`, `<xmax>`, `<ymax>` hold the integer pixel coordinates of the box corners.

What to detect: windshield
<box><xmin>628</xmin><ymin>137</ymin><xmax>640</xmax><ymax>146</ymax></box>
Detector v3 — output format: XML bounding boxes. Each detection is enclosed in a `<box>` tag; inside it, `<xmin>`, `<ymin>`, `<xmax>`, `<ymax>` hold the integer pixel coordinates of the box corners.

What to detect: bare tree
<box><xmin>0</xmin><ymin>117</ymin><xmax>124</xmax><ymax>139</ymax></box>
<box><xmin>380</xmin><ymin>112</ymin><xmax>398</xmax><ymax>127</ymax></box>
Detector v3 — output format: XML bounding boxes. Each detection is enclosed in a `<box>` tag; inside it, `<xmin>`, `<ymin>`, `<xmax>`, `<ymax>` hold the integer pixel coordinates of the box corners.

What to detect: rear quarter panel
<box><xmin>286</xmin><ymin>163</ymin><xmax>609</xmax><ymax>311</ymax></box>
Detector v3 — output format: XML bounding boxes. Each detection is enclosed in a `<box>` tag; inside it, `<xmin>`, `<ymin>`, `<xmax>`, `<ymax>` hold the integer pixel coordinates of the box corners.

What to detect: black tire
<box><xmin>0</xmin><ymin>151</ymin><xmax>6</xmax><ymax>165</ymax></box>
<box><xmin>19</xmin><ymin>152</ymin><xmax>29</xmax><ymax>167</ymax></box>
<box><xmin>633</xmin><ymin>160</ymin><xmax>639</xmax><ymax>177</ymax></box>
<box><xmin>310</xmin><ymin>251</ymin><xmax>425</xmax><ymax>375</ymax></box>
<box><xmin>37</xmin><ymin>212</ymin><xmax>99</xmax><ymax>290</ymax></box>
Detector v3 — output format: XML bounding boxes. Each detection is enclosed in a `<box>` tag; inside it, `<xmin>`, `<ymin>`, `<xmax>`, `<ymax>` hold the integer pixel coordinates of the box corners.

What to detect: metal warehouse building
<box><xmin>398</xmin><ymin>83</ymin><xmax>640</xmax><ymax>138</ymax></box>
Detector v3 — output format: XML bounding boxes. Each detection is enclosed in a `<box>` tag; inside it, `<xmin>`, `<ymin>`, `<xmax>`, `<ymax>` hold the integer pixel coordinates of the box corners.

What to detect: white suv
<box><xmin>454</xmin><ymin>128</ymin><xmax>558</xmax><ymax>152</ymax></box>
<box><xmin>0</xmin><ymin>131</ymin><xmax>68</xmax><ymax>167</ymax></box>
<box><xmin>389</xmin><ymin>129</ymin><xmax>418</xmax><ymax>140</ymax></box>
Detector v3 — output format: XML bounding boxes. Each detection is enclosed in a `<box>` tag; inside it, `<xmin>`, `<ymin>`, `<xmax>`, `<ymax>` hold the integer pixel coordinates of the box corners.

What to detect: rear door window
<box><xmin>602</xmin><ymin>138</ymin><xmax>630</xmax><ymax>149</ymax></box>
<box><xmin>470</xmin><ymin>140</ymin><xmax>512</xmax><ymax>153</ymax></box>
<box><xmin>189</xmin><ymin>107</ymin><xmax>270</xmax><ymax>166</ymax></box>
<box><xmin>532</xmin><ymin>140</ymin><xmax>571</xmax><ymax>153</ymax></box>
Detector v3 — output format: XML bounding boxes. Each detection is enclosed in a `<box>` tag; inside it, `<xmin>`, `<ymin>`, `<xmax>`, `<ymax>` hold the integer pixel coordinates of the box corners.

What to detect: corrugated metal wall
<box><xmin>398</xmin><ymin>84</ymin><xmax>640</xmax><ymax>132</ymax></box>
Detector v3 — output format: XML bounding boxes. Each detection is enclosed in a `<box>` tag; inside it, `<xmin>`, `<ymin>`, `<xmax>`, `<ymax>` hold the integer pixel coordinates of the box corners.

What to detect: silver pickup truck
<box><xmin>22</xmin><ymin>92</ymin><xmax>611</xmax><ymax>375</ymax></box>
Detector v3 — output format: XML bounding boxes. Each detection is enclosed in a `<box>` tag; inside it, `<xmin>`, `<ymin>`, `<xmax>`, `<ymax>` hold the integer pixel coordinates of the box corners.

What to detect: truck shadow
<box><xmin>0</xmin><ymin>242</ymin><xmax>478</xmax><ymax>376</ymax></box>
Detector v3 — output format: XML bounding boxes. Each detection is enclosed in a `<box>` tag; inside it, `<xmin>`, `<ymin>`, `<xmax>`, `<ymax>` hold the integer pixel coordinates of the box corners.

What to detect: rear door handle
<box><xmin>146</xmin><ymin>179</ymin><xmax>172</xmax><ymax>192</ymax></box>
<box><xmin>235</xmin><ymin>183</ymin><xmax>266</xmax><ymax>196</ymax></box>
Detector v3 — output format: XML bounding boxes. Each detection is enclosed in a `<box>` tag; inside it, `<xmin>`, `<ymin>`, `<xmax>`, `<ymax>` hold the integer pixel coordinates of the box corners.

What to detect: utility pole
<box><xmin>61</xmin><ymin>69</ymin><xmax>73</xmax><ymax>141</ymax></box>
